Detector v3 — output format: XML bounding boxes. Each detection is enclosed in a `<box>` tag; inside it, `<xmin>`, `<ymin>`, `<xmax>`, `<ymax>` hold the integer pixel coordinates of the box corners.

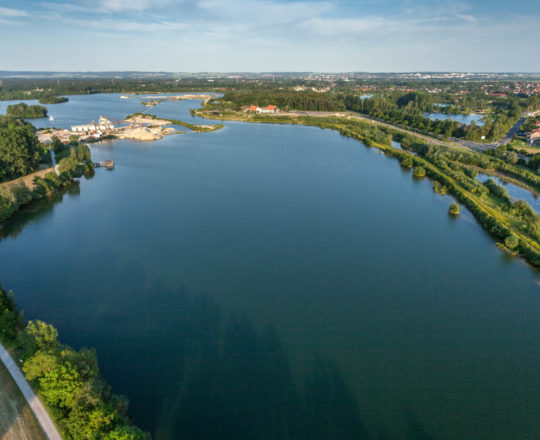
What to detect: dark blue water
<box><xmin>1</xmin><ymin>96</ymin><xmax>540</xmax><ymax>440</ymax></box>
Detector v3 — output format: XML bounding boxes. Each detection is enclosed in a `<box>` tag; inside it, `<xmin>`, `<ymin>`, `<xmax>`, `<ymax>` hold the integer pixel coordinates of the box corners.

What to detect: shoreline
<box><xmin>193</xmin><ymin>107</ymin><xmax>540</xmax><ymax>268</ymax></box>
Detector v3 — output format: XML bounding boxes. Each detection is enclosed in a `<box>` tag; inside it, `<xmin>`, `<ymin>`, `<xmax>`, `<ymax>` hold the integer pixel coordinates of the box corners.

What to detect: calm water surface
<box><xmin>476</xmin><ymin>173</ymin><xmax>540</xmax><ymax>213</ymax></box>
<box><xmin>423</xmin><ymin>112</ymin><xmax>485</xmax><ymax>126</ymax></box>
<box><xmin>1</xmin><ymin>95</ymin><xmax>540</xmax><ymax>440</ymax></box>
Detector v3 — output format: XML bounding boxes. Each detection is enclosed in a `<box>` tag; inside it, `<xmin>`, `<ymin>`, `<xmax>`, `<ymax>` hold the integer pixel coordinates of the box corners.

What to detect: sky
<box><xmin>1</xmin><ymin>0</ymin><xmax>539</xmax><ymax>72</ymax></box>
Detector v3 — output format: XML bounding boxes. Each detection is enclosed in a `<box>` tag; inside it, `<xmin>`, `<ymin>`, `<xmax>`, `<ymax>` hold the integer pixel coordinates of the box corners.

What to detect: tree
<box><xmin>400</xmin><ymin>157</ymin><xmax>413</xmax><ymax>168</ymax></box>
<box><xmin>506</xmin><ymin>151</ymin><xmax>518</xmax><ymax>164</ymax></box>
<box><xmin>38</xmin><ymin>361</ymin><xmax>82</xmax><ymax>408</ymax></box>
<box><xmin>102</xmin><ymin>425</ymin><xmax>148</xmax><ymax>440</ymax></box>
<box><xmin>449</xmin><ymin>203</ymin><xmax>460</xmax><ymax>215</ymax></box>
<box><xmin>0</xmin><ymin>116</ymin><xmax>41</xmax><ymax>181</ymax></box>
<box><xmin>26</xmin><ymin>320</ymin><xmax>59</xmax><ymax>349</ymax></box>
<box><xmin>412</xmin><ymin>166</ymin><xmax>426</xmax><ymax>178</ymax></box>
<box><xmin>504</xmin><ymin>234</ymin><xmax>519</xmax><ymax>250</ymax></box>
<box><xmin>23</xmin><ymin>351</ymin><xmax>59</xmax><ymax>380</ymax></box>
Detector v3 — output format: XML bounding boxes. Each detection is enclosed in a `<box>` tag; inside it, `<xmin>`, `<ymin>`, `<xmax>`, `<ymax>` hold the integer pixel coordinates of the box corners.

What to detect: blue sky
<box><xmin>1</xmin><ymin>0</ymin><xmax>539</xmax><ymax>71</ymax></box>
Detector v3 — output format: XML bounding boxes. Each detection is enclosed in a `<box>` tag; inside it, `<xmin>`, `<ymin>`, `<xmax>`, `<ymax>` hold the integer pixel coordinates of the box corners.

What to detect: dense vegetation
<box><xmin>221</xmin><ymin>90</ymin><xmax>345</xmax><ymax>111</ymax></box>
<box><xmin>7</xmin><ymin>102</ymin><xmax>48</xmax><ymax>118</ymax></box>
<box><xmin>343</xmin><ymin>91</ymin><xmax>522</xmax><ymax>142</ymax></box>
<box><xmin>0</xmin><ymin>115</ymin><xmax>43</xmax><ymax>181</ymax></box>
<box><xmin>0</xmin><ymin>284</ymin><xmax>148</xmax><ymax>440</ymax></box>
<box><xmin>38</xmin><ymin>95</ymin><xmax>69</xmax><ymax>104</ymax></box>
<box><xmin>0</xmin><ymin>138</ymin><xmax>94</xmax><ymax>222</ymax></box>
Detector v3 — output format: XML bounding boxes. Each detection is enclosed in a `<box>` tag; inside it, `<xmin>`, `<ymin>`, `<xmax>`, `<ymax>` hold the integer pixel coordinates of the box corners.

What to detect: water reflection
<box><xmin>0</xmin><ymin>184</ymin><xmax>80</xmax><ymax>241</ymax></box>
<box><xmin>81</xmin><ymin>268</ymin><xmax>433</xmax><ymax>440</ymax></box>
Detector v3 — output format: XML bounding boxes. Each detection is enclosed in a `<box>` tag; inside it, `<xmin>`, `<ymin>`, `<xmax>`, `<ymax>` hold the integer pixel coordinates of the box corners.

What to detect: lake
<box><xmin>1</xmin><ymin>94</ymin><xmax>540</xmax><ymax>440</ymax></box>
<box><xmin>476</xmin><ymin>172</ymin><xmax>540</xmax><ymax>213</ymax></box>
<box><xmin>423</xmin><ymin>112</ymin><xmax>485</xmax><ymax>126</ymax></box>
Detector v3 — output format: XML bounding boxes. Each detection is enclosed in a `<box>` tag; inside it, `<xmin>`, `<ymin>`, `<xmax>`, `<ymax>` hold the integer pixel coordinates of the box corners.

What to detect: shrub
<box><xmin>413</xmin><ymin>166</ymin><xmax>426</xmax><ymax>178</ymax></box>
<box><xmin>400</xmin><ymin>157</ymin><xmax>413</xmax><ymax>168</ymax></box>
<box><xmin>449</xmin><ymin>203</ymin><xmax>460</xmax><ymax>215</ymax></box>
<box><xmin>505</xmin><ymin>234</ymin><xmax>519</xmax><ymax>250</ymax></box>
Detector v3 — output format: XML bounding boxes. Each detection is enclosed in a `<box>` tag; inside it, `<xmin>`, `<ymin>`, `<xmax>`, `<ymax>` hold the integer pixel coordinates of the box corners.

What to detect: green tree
<box><xmin>412</xmin><ymin>166</ymin><xmax>426</xmax><ymax>178</ymax></box>
<box><xmin>505</xmin><ymin>234</ymin><xmax>519</xmax><ymax>250</ymax></box>
<box><xmin>26</xmin><ymin>320</ymin><xmax>59</xmax><ymax>349</ymax></box>
<box><xmin>506</xmin><ymin>151</ymin><xmax>518</xmax><ymax>164</ymax></box>
<box><xmin>0</xmin><ymin>116</ymin><xmax>41</xmax><ymax>181</ymax></box>
<box><xmin>38</xmin><ymin>361</ymin><xmax>82</xmax><ymax>408</ymax></box>
<box><xmin>23</xmin><ymin>351</ymin><xmax>59</xmax><ymax>380</ymax></box>
<box><xmin>400</xmin><ymin>157</ymin><xmax>413</xmax><ymax>168</ymax></box>
<box><xmin>449</xmin><ymin>203</ymin><xmax>460</xmax><ymax>215</ymax></box>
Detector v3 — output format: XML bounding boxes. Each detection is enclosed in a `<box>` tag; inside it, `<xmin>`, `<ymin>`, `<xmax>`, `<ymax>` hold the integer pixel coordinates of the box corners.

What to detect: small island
<box><xmin>7</xmin><ymin>103</ymin><xmax>48</xmax><ymax>118</ymax></box>
<box><xmin>448</xmin><ymin>203</ymin><xmax>460</xmax><ymax>215</ymax></box>
<box><xmin>38</xmin><ymin>95</ymin><xmax>69</xmax><ymax>104</ymax></box>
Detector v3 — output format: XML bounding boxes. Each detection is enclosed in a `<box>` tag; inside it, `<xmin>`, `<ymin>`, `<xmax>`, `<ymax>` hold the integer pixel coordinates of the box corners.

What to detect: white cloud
<box><xmin>0</xmin><ymin>6</ymin><xmax>28</xmax><ymax>17</ymax></box>
<box><xmin>298</xmin><ymin>16</ymin><xmax>391</xmax><ymax>37</ymax></box>
<box><xmin>197</xmin><ymin>0</ymin><xmax>333</xmax><ymax>22</ymax></box>
<box><xmin>66</xmin><ymin>17</ymin><xmax>186</xmax><ymax>32</ymax></box>
<box><xmin>41</xmin><ymin>0</ymin><xmax>174</xmax><ymax>14</ymax></box>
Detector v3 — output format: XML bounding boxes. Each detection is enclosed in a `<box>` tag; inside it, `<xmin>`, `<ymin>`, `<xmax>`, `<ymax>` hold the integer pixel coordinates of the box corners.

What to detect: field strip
<box><xmin>0</xmin><ymin>343</ymin><xmax>62</xmax><ymax>440</ymax></box>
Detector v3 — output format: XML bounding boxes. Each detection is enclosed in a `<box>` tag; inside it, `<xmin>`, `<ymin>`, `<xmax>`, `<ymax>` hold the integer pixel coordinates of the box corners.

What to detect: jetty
<box><xmin>94</xmin><ymin>160</ymin><xmax>115</xmax><ymax>169</ymax></box>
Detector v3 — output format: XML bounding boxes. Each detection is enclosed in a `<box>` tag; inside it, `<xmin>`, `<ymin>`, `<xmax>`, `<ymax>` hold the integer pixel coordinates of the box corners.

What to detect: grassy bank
<box><xmin>195</xmin><ymin>107</ymin><xmax>540</xmax><ymax>267</ymax></box>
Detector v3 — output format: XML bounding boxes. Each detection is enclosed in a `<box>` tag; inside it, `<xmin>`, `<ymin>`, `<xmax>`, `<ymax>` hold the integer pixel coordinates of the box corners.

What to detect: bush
<box><xmin>400</xmin><ymin>157</ymin><xmax>413</xmax><ymax>168</ymax></box>
<box><xmin>413</xmin><ymin>166</ymin><xmax>426</xmax><ymax>178</ymax></box>
<box><xmin>505</xmin><ymin>234</ymin><xmax>519</xmax><ymax>250</ymax></box>
<box><xmin>449</xmin><ymin>203</ymin><xmax>460</xmax><ymax>215</ymax></box>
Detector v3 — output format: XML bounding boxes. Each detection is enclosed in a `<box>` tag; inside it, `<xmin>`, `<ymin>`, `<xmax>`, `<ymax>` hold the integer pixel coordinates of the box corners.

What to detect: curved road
<box><xmin>48</xmin><ymin>148</ymin><xmax>60</xmax><ymax>176</ymax></box>
<box><xmin>0</xmin><ymin>343</ymin><xmax>62</xmax><ymax>440</ymax></box>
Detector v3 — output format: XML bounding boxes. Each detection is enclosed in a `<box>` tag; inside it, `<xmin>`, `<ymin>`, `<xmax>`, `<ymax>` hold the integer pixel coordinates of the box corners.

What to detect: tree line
<box><xmin>222</xmin><ymin>90</ymin><xmax>346</xmax><ymax>111</ymax></box>
<box><xmin>343</xmin><ymin>91</ymin><xmax>523</xmax><ymax>142</ymax></box>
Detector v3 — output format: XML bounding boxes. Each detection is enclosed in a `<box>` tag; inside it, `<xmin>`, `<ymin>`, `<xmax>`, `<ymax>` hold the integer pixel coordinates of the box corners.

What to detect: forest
<box><xmin>6</xmin><ymin>103</ymin><xmax>48</xmax><ymax>118</ymax></box>
<box><xmin>0</xmin><ymin>115</ymin><xmax>43</xmax><ymax>182</ymax></box>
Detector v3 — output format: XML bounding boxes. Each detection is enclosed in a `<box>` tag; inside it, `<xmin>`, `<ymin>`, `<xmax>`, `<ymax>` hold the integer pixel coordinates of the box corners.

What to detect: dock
<box><xmin>94</xmin><ymin>160</ymin><xmax>115</xmax><ymax>169</ymax></box>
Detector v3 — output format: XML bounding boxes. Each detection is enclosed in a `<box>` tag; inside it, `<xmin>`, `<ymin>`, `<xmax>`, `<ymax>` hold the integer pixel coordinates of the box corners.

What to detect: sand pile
<box><xmin>119</xmin><ymin>126</ymin><xmax>162</xmax><ymax>141</ymax></box>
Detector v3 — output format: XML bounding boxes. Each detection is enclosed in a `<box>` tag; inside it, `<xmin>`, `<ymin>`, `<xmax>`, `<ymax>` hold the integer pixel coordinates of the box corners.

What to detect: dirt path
<box><xmin>0</xmin><ymin>343</ymin><xmax>61</xmax><ymax>440</ymax></box>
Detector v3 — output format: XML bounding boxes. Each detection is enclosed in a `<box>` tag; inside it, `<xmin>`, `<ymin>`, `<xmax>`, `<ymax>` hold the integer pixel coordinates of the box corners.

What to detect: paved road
<box><xmin>0</xmin><ymin>343</ymin><xmax>62</xmax><ymax>440</ymax></box>
<box><xmin>284</xmin><ymin>110</ymin><xmax>529</xmax><ymax>152</ymax></box>
<box><xmin>48</xmin><ymin>149</ymin><xmax>60</xmax><ymax>176</ymax></box>
<box><xmin>283</xmin><ymin>111</ymin><xmax>453</xmax><ymax>147</ymax></box>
